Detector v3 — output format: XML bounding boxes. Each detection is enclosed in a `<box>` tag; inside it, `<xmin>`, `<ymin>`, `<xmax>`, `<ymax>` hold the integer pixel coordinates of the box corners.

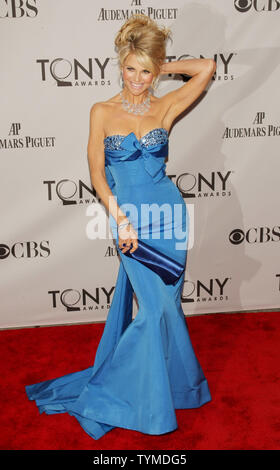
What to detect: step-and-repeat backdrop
<box><xmin>1</xmin><ymin>1</ymin><xmax>279</xmax><ymax>329</ymax></box>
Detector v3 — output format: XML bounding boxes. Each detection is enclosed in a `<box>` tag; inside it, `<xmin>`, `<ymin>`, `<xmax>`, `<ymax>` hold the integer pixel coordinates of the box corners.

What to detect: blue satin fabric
<box><xmin>104</xmin><ymin>130</ymin><xmax>168</xmax><ymax>189</ymax></box>
<box><xmin>25</xmin><ymin>127</ymin><xmax>211</xmax><ymax>440</ymax></box>
<box><xmin>122</xmin><ymin>239</ymin><xmax>184</xmax><ymax>285</ymax></box>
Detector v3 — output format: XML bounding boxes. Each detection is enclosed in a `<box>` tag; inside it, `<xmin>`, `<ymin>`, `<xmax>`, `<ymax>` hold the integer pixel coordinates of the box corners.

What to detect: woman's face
<box><xmin>122</xmin><ymin>53</ymin><xmax>154</xmax><ymax>94</ymax></box>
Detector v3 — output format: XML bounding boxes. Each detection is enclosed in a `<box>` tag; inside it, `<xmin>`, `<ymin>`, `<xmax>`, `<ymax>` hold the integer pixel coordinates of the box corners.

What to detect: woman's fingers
<box><xmin>117</xmin><ymin>223</ymin><xmax>138</xmax><ymax>253</ymax></box>
<box><xmin>119</xmin><ymin>237</ymin><xmax>138</xmax><ymax>253</ymax></box>
<box><xmin>129</xmin><ymin>238</ymin><xmax>138</xmax><ymax>253</ymax></box>
<box><xmin>120</xmin><ymin>240</ymin><xmax>131</xmax><ymax>253</ymax></box>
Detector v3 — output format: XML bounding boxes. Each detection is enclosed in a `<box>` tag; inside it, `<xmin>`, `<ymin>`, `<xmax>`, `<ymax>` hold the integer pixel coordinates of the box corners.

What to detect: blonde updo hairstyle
<box><xmin>114</xmin><ymin>14</ymin><xmax>172</xmax><ymax>91</ymax></box>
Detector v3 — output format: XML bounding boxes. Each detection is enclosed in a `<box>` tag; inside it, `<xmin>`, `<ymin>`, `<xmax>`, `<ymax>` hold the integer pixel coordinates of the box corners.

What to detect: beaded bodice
<box><xmin>104</xmin><ymin>127</ymin><xmax>169</xmax><ymax>190</ymax></box>
<box><xmin>104</xmin><ymin>127</ymin><xmax>168</xmax><ymax>150</ymax></box>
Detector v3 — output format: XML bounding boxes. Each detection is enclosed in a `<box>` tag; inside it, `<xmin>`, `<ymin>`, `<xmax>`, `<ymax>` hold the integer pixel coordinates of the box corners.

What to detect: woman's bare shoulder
<box><xmin>90</xmin><ymin>93</ymin><xmax>120</xmax><ymax>116</ymax></box>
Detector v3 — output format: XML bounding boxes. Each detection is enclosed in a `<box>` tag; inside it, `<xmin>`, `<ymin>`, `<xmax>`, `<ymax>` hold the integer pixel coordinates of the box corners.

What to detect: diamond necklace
<box><xmin>120</xmin><ymin>89</ymin><xmax>151</xmax><ymax>116</ymax></box>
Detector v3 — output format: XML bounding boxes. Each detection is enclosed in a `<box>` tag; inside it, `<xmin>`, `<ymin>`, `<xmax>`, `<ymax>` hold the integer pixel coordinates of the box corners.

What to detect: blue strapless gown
<box><xmin>25</xmin><ymin>128</ymin><xmax>211</xmax><ymax>440</ymax></box>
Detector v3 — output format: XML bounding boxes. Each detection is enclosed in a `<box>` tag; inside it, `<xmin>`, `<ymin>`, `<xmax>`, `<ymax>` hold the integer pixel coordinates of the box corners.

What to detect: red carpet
<box><xmin>1</xmin><ymin>311</ymin><xmax>279</xmax><ymax>450</ymax></box>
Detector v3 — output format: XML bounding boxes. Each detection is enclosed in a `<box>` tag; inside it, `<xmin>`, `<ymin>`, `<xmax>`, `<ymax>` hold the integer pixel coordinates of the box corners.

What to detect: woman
<box><xmin>26</xmin><ymin>14</ymin><xmax>216</xmax><ymax>440</ymax></box>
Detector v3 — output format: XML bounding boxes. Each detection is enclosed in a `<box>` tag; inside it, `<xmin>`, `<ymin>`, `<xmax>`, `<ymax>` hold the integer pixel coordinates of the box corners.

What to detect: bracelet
<box><xmin>118</xmin><ymin>221</ymin><xmax>131</xmax><ymax>229</ymax></box>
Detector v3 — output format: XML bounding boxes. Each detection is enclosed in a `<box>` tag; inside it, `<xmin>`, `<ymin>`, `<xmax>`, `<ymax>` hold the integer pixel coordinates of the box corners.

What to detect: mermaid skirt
<box><xmin>25</xmin><ymin>169</ymin><xmax>211</xmax><ymax>440</ymax></box>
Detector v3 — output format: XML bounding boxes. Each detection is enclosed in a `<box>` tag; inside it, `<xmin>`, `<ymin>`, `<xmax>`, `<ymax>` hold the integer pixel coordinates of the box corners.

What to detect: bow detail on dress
<box><xmin>121</xmin><ymin>133</ymin><xmax>168</xmax><ymax>183</ymax></box>
<box><xmin>104</xmin><ymin>132</ymin><xmax>168</xmax><ymax>190</ymax></box>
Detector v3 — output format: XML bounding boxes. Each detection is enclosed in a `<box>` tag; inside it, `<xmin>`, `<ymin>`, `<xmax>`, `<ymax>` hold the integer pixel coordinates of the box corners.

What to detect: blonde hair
<box><xmin>114</xmin><ymin>14</ymin><xmax>172</xmax><ymax>89</ymax></box>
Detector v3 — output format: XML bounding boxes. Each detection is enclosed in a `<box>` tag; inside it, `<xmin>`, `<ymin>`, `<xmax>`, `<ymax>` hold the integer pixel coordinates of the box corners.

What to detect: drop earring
<box><xmin>120</xmin><ymin>73</ymin><xmax>124</xmax><ymax>89</ymax></box>
<box><xmin>152</xmin><ymin>75</ymin><xmax>160</xmax><ymax>91</ymax></box>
